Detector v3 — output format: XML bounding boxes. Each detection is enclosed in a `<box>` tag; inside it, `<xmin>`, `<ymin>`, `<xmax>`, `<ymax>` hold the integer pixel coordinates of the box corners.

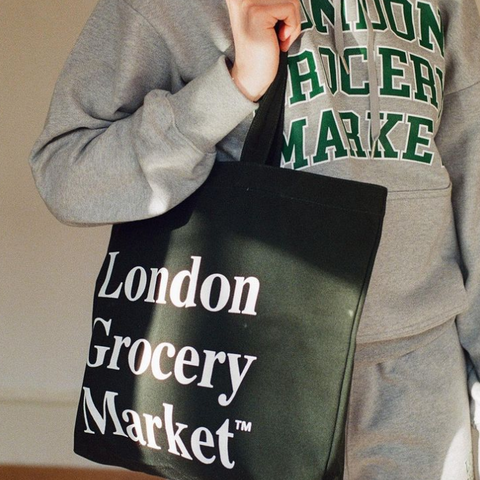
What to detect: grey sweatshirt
<box><xmin>29</xmin><ymin>1</ymin><xmax>480</xmax><ymax>357</ymax></box>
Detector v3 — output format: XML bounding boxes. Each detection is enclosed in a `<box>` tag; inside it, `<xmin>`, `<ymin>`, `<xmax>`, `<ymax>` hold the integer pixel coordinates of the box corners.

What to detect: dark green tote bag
<box><xmin>74</xmin><ymin>50</ymin><xmax>387</xmax><ymax>480</ymax></box>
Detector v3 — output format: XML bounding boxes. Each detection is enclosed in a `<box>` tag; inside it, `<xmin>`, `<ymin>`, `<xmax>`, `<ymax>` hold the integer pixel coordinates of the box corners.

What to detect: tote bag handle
<box><xmin>239</xmin><ymin>48</ymin><xmax>288</xmax><ymax>168</ymax></box>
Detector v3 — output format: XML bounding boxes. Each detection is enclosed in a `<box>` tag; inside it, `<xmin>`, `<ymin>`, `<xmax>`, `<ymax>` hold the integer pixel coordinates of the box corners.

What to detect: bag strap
<box><xmin>239</xmin><ymin>49</ymin><xmax>288</xmax><ymax>167</ymax></box>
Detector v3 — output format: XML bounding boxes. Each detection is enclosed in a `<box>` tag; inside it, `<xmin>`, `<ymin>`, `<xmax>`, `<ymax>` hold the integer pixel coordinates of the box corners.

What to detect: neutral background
<box><xmin>1</xmin><ymin>0</ymin><xmax>480</xmax><ymax>469</ymax></box>
<box><xmin>1</xmin><ymin>0</ymin><xmax>104</xmax><ymax>467</ymax></box>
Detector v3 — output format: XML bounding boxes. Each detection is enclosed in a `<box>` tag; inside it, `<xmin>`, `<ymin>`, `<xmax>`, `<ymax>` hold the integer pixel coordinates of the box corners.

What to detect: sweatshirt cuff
<box><xmin>167</xmin><ymin>55</ymin><xmax>259</xmax><ymax>154</ymax></box>
<box><xmin>469</xmin><ymin>366</ymin><xmax>480</xmax><ymax>429</ymax></box>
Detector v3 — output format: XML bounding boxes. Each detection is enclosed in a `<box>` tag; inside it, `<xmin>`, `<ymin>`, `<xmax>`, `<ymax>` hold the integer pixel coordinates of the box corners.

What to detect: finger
<box><xmin>248</xmin><ymin>2</ymin><xmax>301</xmax><ymax>31</ymax></box>
<box><xmin>277</xmin><ymin>14</ymin><xmax>301</xmax><ymax>50</ymax></box>
<box><xmin>284</xmin><ymin>24</ymin><xmax>302</xmax><ymax>49</ymax></box>
<box><xmin>275</xmin><ymin>1</ymin><xmax>301</xmax><ymax>37</ymax></box>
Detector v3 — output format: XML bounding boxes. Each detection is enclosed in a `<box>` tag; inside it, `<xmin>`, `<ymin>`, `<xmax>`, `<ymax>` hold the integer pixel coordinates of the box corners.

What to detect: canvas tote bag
<box><xmin>74</xmin><ymin>50</ymin><xmax>388</xmax><ymax>480</ymax></box>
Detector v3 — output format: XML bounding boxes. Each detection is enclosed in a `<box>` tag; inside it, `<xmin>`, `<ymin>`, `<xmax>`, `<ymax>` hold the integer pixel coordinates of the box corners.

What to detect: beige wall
<box><xmin>0</xmin><ymin>0</ymin><xmax>104</xmax><ymax>467</ymax></box>
<box><xmin>1</xmin><ymin>0</ymin><xmax>480</xmax><ymax>468</ymax></box>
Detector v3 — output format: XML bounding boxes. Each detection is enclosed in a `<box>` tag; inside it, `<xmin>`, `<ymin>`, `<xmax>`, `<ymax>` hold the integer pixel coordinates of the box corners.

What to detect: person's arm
<box><xmin>436</xmin><ymin>0</ymin><xmax>480</xmax><ymax>434</ymax></box>
<box><xmin>28</xmin><ymin>0</ymin><xmax>258</xmax><ymax>226</ymax></box>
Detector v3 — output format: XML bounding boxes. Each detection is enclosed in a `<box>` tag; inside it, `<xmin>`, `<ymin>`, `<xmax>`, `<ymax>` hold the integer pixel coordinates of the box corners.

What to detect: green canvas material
<box><xmin>74</xmin><ymin>50</ymin><xmax>388</xmax><ymax>480</ymax></box>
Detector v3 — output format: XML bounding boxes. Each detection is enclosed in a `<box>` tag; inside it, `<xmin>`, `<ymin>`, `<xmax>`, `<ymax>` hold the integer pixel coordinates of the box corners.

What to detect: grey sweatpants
<box><xmin>344</xmin><ymin>318</ymin><xmax>474</xmax><ymax>480</ymax></box>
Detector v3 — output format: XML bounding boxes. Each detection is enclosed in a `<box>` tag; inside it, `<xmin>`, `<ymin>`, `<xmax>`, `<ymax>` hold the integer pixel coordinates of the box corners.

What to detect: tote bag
<box><xmin>74</xmin><ymin>50</ymin><xmax>388</xmax><ymax>480</ymax></box>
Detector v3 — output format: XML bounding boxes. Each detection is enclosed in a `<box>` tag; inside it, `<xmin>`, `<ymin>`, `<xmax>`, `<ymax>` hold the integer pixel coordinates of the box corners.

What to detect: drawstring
<box><xmin>359</xmin><ymin>0</ymin><xmax>380</xmax><ymax>158</ymax></box>
<box><xmin>334</xmin><ymin>0</ymin><xmax>349</xmax><ymax>73</ymax></box>
<box><xmin>334</xmin><ymin>0</ymin><xmax>380</xmax><ymax>159</ymax></box>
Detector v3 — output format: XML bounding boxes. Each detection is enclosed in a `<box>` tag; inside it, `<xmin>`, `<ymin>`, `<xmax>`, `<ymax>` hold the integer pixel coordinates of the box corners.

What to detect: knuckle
<box><xmin>241</xmin><ymin>0</ymin><xmax>258</xmax><ymax>17</ymax></box>
<box><xmin>287</xmin><ymin>1</ymin><xmax>301</xmax><ymax>20</ymax></box>
<box><xmin>242</xmin><ymin>0</ymin><xmax>256</xmax><ymax>10</ymax></box>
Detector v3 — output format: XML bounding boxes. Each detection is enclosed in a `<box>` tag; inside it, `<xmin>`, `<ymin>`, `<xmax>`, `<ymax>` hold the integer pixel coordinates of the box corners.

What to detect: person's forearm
<box><xmin>29</xmin><ymin>55</ymin><xmax>257</xmax><ymax>226</ymax></box>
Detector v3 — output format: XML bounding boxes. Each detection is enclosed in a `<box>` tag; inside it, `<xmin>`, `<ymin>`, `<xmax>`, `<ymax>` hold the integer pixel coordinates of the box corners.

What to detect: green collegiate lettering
<box><xmin>372</xmin><ymin>112</ymin><xmax>403</xmax><ymax>159</ymax></box>
<box><xmin>355</xmin><ymin>0</ymin><xmax>387</xmax><ymax>31</ymax></box>
<box><xmin>310</xmin><ymin>0</ymin><xmax>334</xmax><ymax>33</ymax></box>
<box><xmin>313</xmin><ymin>109</ymin><xmax>349</xmax><ymax>163</ymax></box>
<box><xmin>417</xmin><ymin>1</ymin><xmax>444</xmax><ymax>57</ymax></box>
<box><xmin>288</xmin><ymin>51</ymin><xmax>325</xmax><ymax>105</ymax></box>
<box><xmin>410</xmin><ymin>53</ymin><xmax>439</xmax><ymax>108</ymax></box>
<box><xmin>355</xmin><ymin>0</ymin><xmax>367</xmax><ymax>30</ymax></box>
<box><xmin>436</xmin><ymin>67</ymin><xmax>444</xmax><ymax>96</ymax></box>
<box><xmin>310</xmin><ymin>0</ymin><xmax>350</xmax><ymax>33</ymax></box>
<box><xmin>340</xmin><ymin>0</ymin><xmax>351</xmax><ymax>31</ymax></box>
<box><xmin>435</xmin><ymin>66</ymin><xmax>444</xmax><ymax>118</ymax></box>
<box><xmin>341</xmin><ymin>48</ymin><xmax>369</xmax><ymax>95</ymax></box>
<box><xmin>339</xmin><ymin>112</ymin><xmax>367</xmax><ymax>158</ymax></box>
<box><xmin>299</xmin><ymin>0</ymin><xmax>314</xmax><ymax>31</ymax></box>
<box><xmin>370</xmin><ymin>0</ymin><xmax>388</xmax><ymax>30</ymax></box>
<box><xmin>403</xmin><ymin>115</ymin><xmax>434</xmax><ymax>164</ymax></box>
<box><xmin>378</xmin><ymin>47</ymin><xmax>411</xmax><ymax>98</ymax></box>
<box><xmin>319</xmin><ymin>47</ymin><xmax>338</xmax><ymax>94</ymax></box>
<box><xmin>282</xmin><ymin>118</ymin><xmax>309</xmax><ymax>170</ymax></box>
<box><xmin>383</xmin><ymin>0</ymin><xmax>415</xmax><ymax>41</ymax></box>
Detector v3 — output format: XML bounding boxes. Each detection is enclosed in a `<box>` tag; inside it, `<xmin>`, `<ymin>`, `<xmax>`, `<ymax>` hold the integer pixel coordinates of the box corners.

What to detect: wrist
<box><xmin>228</xmin><ymin>64</ymin><xmax>263</xmax><ymax>103</ymax></box>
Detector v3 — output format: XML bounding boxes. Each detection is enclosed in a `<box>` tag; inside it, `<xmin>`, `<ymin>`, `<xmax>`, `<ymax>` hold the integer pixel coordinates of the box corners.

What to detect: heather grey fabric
<box><xmin>28</xmin><ymin>0</ymin><xmax>480</xmax><ymax>345</ymax></box>
<box><xmin>28</xmin><ymin>0</ymin><xmax>480</xmax><ymax>475</ymax></box>
<box><xmin>346</xmin><ymin>319</ymin><xmax>474</xmax><ymax>480</ymax></box>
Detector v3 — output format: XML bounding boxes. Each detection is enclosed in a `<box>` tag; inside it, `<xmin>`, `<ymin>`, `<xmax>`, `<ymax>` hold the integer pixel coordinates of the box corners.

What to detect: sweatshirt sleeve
<box><xmin>28</xmin><ymin>0</ymin><xmax>258</xmax><ymax>226</ymax></box>
<box><xmin>435</xmin><ymin>0</ymin><xmax>480</xmax><ymax>428</ymax></box>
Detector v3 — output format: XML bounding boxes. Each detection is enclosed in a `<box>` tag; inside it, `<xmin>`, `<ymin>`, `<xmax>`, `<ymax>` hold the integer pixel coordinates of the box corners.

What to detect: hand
<box><xmin>225</xmin><ymin>0</ymin><xmax>302</xmax><ymax>101</ymax></box>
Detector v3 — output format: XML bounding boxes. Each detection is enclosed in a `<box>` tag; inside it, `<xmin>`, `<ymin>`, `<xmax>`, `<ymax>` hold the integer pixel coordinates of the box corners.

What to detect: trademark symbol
<box><xmin>235</xmin><ymin>420</ymin><xmax>252</xmax><ymax>432</ymax></box>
